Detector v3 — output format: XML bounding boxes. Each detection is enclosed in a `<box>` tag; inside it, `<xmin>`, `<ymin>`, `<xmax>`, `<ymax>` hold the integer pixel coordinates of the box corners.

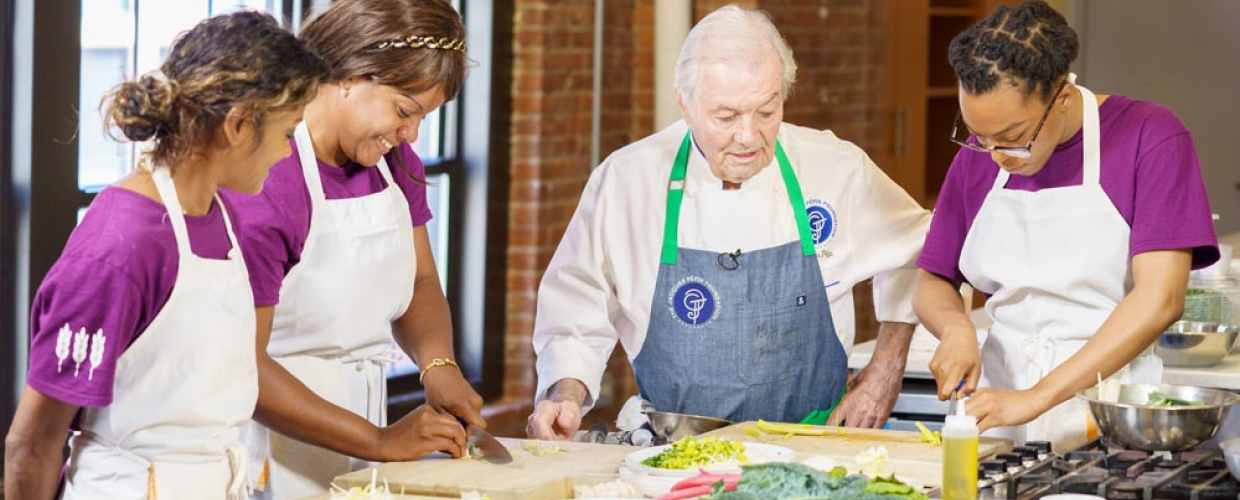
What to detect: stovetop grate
<box><xmin>986</xmin><ymin>439</ymin><xmax>1240</xmax><ymax>500</ymax></box>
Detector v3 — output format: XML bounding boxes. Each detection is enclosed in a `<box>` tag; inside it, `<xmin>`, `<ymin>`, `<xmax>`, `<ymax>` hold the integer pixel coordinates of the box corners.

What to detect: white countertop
<box><xmin>849</xmin><ymin>335</ymin><xmax>1240</xmax><ymax>390</ymax></box>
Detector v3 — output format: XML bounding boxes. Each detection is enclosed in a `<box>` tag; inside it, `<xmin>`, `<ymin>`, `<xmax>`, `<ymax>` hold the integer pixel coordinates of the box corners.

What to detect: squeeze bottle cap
<box><xmin>945</xmin><ymin>398</ymin><xmax>977</xmax><ymax>428</ymax></box>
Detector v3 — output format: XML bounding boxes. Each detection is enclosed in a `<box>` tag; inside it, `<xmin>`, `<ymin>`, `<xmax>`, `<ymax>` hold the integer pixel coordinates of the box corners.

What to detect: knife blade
<box><xmin>466</xmin><ymin>425</ymin><xmax>513</xmax><ymax>464</ymax></box>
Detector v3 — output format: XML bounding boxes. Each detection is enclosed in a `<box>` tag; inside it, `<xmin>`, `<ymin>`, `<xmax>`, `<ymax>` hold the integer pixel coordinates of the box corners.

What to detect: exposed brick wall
<box><xmin>493</xmin><ymin>0</ymin><xmax>888</xmax><ymax>437</ymax></box>
<box><xmin>498</xmin><ymin>1</ymin><xmax>654</xmax><ymax>433</ymax></box>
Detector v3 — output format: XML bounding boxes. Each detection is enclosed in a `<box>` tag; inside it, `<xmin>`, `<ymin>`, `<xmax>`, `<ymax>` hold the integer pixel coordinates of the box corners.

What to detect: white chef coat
<box><xmin>533</xmin><ymin>120</ymin><xmax>931</xmax><ymax>408</ymax></box>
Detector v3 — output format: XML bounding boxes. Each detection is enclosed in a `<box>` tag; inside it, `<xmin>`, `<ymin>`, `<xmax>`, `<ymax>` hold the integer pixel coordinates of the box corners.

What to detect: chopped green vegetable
<box><xmin>641</xmin><ymin>436</ymin><xmax>747</xmax><ymax>469</ymax></box>
<box><xmin>865</xmin><ymin>475</ymin><xmax>928</xmax><ymax>500</ymax></box>
<box><xmin>1146</xmin><ymin>391</ymin><xmax>1206</xmax><ymax>407</ymax></box>
<box><xmin>703</xmin><ymin>462</ymin><xmax>925</xmax><ymax>500</ymax></box>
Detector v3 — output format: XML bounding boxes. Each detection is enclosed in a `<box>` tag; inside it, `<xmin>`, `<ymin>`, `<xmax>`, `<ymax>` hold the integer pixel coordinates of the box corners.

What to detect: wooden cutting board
<box><xmin>700</xmin><ymin>422</ymin><xmax>1013</xmax><ymax>488</ymax></box>
<box><xmin>331</xmin><ymin>438</ymin><xmax>633</xmax><ymax>500</ymax></box>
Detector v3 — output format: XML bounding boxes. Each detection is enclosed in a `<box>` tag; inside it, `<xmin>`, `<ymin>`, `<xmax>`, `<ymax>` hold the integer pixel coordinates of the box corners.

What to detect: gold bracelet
<box><xmin>419</xmin><ymin>358</ymin><xmax>460</xmax><ymax>384</ymax></box>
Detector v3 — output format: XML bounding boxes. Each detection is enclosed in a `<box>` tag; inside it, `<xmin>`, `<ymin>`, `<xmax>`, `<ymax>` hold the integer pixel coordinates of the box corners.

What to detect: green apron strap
<box><xmin>660</xmin><ymin>131</ymin><xmax>816</xmax><ymax>264</ymax></box>
<box><xmin>659</xmin><ymin>133</ymin><xmax>694</xmax><ymax>264</ymax></box>
<box><xmin>798</xmin><ymin>388</ymin><xmax>847</xmax><ymax>425</ymax></box>
<box><xmin>775</xmin><ymin>142</ymin><xmax>816</xmax><ymax>257</ymax></box>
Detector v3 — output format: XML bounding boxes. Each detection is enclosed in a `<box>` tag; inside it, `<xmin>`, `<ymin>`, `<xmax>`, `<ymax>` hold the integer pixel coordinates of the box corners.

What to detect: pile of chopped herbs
<box><xmin>642</xmin><ymin>436</ymin><xmax>747</xmax><ymax>469</ymax></box>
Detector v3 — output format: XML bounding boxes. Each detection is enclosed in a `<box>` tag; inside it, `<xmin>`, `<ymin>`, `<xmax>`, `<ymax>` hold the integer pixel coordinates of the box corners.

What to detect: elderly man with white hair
<box><xmin>527</xmin><ymin>5</ymin><xmax>931</xmax><ymax>439</ymax></box>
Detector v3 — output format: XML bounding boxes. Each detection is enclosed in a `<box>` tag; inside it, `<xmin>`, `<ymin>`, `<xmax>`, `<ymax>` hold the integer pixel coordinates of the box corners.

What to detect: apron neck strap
<box><xmin>1077</xmin><ymin>84</ymin><xmax>1102</xmax><ymax>185</ymax></box>
<box><xmin>150</xmin><ymin>165</ymin><xmax>242</xmax><ymax>259</ymax></box>
<box><xmin>294</xmin><ymin>121</ymin><xmax>328</xmax><ymax>203</ymax></box>
<box><xmin>659</xmin><ymin>130</ymin><xmax>815</xmax><ymax>264</ymax></box>
<box><xmin>991</xmin><ymin>80</ymin><xmax>1102</xmax><ymax>191</ymax></box>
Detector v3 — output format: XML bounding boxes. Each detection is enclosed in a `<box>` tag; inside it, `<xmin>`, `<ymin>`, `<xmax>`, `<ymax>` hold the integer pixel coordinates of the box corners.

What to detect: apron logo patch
<box><xmin>796</xmin><ymin>295</ymin><xmax>806</xmax><ymax>307</ymax></box>
<box><xmin>668</xmin><ymin>276</ymin><xmax>720</xmax><ymax>327</ymax></box>
<box><xmin>805</xmin><ymin>199</ymin><xmax>838</xmax><ymax>246</ymax></box>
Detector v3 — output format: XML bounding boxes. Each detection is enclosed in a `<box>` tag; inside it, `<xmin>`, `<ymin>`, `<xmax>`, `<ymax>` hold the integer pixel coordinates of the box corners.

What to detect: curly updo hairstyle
<box><xmin>102</xmin><ymin>11</ymin><xmax>330</xmax><ymax>166</ymax></box>
<box><xmin>948</xmin><ymin>0</ymin><xmax>1079</xmax><ymax>103</ymax></box>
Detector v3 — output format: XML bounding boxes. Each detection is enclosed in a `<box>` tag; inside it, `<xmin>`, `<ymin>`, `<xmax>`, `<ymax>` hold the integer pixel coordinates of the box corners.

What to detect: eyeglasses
<box><xmin>949</xmin><ymin>80</ymin><xmax>1067</xmax><ymax>159</ymax></box>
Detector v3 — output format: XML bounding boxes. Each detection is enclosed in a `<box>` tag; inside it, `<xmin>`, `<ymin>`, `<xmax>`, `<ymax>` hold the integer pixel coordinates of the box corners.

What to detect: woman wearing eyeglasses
<box><xmin>912</xmin><ymin>0</ymin><xmax>1219</xmax><ymax>450</ymax></box>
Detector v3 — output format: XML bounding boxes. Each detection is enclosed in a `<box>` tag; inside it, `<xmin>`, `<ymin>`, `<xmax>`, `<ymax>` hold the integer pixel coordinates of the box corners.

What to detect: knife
<box><xmin>465</xmin><ymin>424</ymin><xmax>513</xmax><ymax>464</ymax></box>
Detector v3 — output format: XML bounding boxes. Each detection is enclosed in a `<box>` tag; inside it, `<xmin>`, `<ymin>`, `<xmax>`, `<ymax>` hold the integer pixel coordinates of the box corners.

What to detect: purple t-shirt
<box><xmin>27</xmin><ymin>187</ymin><xmax>233</xmax><ymax>407</ymax></box>
<box><xmin>221</xmin><ymin>140</ymin><xmax>433</xmax><ymax>307</ymax></box>
<box><xmin>918</xmin><ymin>95</ymin><xmax>1220</xmax><ymax>283</ymax></box>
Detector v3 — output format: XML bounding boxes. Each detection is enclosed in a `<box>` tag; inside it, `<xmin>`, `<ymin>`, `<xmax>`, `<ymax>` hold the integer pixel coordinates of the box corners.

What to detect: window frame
<box><xmin>2</xmin><ymin>0</ymin><xmax>18</xmax><ymax>460</ymax></box>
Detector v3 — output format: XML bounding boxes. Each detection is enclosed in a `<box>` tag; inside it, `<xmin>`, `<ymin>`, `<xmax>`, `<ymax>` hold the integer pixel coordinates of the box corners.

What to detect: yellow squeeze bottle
<box><xmin>942</xmin><ymin>398</ymin><xmax>979</xmax><ymax>500</ymax></box>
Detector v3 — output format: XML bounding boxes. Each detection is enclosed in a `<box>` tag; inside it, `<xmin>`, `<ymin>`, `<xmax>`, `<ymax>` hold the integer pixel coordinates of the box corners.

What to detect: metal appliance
<box><xmin>965</xmin><ymin>438</ymin><xmax>1239</xmax><ymax>500</ymax></box>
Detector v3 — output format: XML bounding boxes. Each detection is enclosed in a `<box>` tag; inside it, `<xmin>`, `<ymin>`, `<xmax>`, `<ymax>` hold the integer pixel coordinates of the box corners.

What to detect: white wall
<box><xmin>1068</xmin><ymin>0</ymin><xmax>1240</xmax><ymax>236</ymax></box>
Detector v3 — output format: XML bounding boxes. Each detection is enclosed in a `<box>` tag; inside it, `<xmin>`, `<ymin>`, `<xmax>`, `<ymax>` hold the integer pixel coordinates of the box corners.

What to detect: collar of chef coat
<box><xmin>684</xmin><ymin>130</ymin><xmax>783</xmax><ymax>197</ymax></box>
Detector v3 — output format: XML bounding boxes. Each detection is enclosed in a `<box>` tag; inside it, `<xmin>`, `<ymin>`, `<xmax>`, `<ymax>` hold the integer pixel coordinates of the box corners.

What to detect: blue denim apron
<box><xmin>632</xmin><ymin>131</ymin><xmax>849</xmax><ymax>423</ymax></box>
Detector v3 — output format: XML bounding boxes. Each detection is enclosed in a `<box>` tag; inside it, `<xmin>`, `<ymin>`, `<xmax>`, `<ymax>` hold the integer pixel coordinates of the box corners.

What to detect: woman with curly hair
<box><xmin>914</xmin><ymin>0</ymin><xmax>1219</xmax><ymax>450</ymax></box>
<box><xmin>3</xmin><ymin>11</ymin><xmax>328</xmax><ymax>500</ymax></box>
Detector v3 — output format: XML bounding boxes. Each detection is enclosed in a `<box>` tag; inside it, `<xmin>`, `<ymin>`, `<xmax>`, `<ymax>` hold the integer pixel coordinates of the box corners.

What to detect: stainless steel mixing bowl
<box><xmin>643</xmin><ymin>410</ymin><xmax>733</xmax><ymax>441</ymax></box>
<box><xmin>1155</xmin><ymin>321</ymin><xmax>1239</xmax><ymax>367</ymax></box>
<box><xmin>1077</xmin><ymin>384</ymin><xmax>1239</xmax><ymax>451</ymax></box>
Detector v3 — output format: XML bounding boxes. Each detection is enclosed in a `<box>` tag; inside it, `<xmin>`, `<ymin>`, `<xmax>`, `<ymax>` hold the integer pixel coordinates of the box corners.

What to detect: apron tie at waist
<box><xmin>225</xmin><ymin>443</ymin><xmax>249</xmax><ymax>500</ymax></box>
<box><xmin>75</xmin><ymin>431</ymin><xmax>248</xmax><ymax>499</ymax></box>
<box><xmin>342</xmin><ymin>349</ymin><xmax>402</xmax><ymax>426</ymax></box>
<box><xmin>1020</xmin><ymin>335</ymin><xmax>1059</xmax><ymax>385</ymax></box>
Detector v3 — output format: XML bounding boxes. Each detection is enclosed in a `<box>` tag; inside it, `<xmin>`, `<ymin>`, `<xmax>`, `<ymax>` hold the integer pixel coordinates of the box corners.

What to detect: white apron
<box><xmin>247</xmin><ymin>122</ymin><xmax>416</xmax><ymax>499</ymax></box>
<box><xmin>958</xmin><ymin>81</ymin><xmax>1162</xmax><ymax>452</ymax></box>
<box><xmin>62</xmin><ymin>166</ymin><xmax>257</xmax><ymax>500</ymax></box>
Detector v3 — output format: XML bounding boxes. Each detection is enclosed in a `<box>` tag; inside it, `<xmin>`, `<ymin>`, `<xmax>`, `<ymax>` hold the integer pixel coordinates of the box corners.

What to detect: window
<box><xmin>7</xmin><ymin>0</ymin><xmax>507</xmax><ymax>428</ymax></box>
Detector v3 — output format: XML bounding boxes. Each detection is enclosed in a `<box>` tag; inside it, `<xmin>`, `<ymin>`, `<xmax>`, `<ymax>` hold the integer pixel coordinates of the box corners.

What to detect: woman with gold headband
<box><xmin>220</xmin><ymin>0</ymin><xmax>479</xmax><ymax>497</ymax></box>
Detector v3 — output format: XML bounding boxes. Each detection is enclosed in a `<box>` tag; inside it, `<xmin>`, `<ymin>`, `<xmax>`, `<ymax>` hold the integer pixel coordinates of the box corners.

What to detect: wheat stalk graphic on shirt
<box><xmin>72</xmin><ymin>327</ymin><xmax>89</xmax><ymax>378</ymax></box>
<box><xmin>55</xmin><ymin>324</ymin><xmax>73</xmax><ymax>373</ymax></box>
<box><xmin>88</xmin><ymin>329</ymin><xmax>107</xmax><ymax>380</ymax></box>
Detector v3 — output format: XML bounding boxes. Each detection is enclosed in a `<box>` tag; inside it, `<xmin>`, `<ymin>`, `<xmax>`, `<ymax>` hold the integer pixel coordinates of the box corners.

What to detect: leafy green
<box><xmin>865</xmin><ymin>475</ymin><xmax>929</xmax><ymax>500</ymax></box>
<box><xmin>704</xmin><ymin>462</ymin><xmax>926</xmax><ymax>500</ymax></box>
<box><xmin>1146</xmin><ymin>391</ymin><xmax>1206</xmax><ymax>407</ymax></box>
<box><xmin>1182</xmin><ymin>288</ymin><xmax>1234</xmax><ymax>322</ymax></box>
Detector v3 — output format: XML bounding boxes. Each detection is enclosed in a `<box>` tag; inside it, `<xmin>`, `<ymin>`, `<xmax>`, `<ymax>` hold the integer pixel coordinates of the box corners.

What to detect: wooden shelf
<box><xmin>927</xmin><ymin>86</ymin><xmax>958</xmax><ymax>98</ymax></box>
<box><xmin>929</xmin><ymin>7</ymin><xmax>977</xmax><ymax>17</ymax></box>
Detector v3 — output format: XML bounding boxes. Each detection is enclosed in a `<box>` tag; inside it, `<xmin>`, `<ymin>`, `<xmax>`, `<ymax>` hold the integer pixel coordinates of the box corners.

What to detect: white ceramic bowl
<box><xmin>1222</xmin><ymin>438</ymin><xmax>1240</xmax><ymax>482</ymax></box>
<box><xmin>623</xmin><ymin>441</ymin><xmax>796</xmax><ymax>478</ymax></box>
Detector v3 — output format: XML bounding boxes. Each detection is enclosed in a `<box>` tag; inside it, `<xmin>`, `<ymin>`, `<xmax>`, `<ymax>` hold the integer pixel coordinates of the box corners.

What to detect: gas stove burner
<box><xmin>976</xmin><ymin>438</ymin><xmax>1240</xmax><ymax>500</ymax></box>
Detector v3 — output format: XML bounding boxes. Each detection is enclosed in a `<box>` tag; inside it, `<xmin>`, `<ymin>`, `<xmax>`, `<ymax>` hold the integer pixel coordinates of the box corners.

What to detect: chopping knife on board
<box><xmin>458</xmin><ymin>417</ymin><xmax>513</xmax><ymax>464</ymax></box>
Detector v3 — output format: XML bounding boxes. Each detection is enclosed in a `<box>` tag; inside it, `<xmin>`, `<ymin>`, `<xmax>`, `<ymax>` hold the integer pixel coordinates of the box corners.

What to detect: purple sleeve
<box><xmin>388</xmin><ymin>144</ymin><xmax>433</xmax><ymax>226</ymax></box>
<box><xmin>916</xmin><ymin>149</ymin><xmax>974</xmax><ymax>283</ymax></box>
<box><xmin>222</xmin><ymin>156</ymin><xmax>312</xmax><ymax>307</ymax></box>
<box><xmin>1129</xmin><ymin>130</ymin><xmax>1220</xmax><ymax>269</ymax></box>
<box><xmin>27</xmin><ymin>257</ymin><xmax>144</xmax><ymax>407</ymax></box>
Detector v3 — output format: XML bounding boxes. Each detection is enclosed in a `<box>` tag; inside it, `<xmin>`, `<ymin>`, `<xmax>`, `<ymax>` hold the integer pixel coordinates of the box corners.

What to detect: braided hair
<box><xmin>949</xmin><ymin>0</ymin><xmax>1079</xmax><ymax>103</ymax></box>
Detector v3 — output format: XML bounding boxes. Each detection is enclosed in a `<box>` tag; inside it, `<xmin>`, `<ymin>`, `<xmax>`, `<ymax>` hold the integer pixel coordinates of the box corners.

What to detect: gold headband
<box><xmin>374</xmin><ymin>35</ymin><xmax>466</xmax><ymax>53</ymax></box>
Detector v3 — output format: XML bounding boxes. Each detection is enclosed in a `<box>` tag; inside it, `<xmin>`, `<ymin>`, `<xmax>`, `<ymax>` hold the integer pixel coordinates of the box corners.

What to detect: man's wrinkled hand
<box><xmin>828</xmin><ymin>362</ymin><xmax>903</xmax><ymax>428</ymax></box>
<box><xmin>526</xmin><ymin>399</ymin><xmax>582</xmax><ymax>441</ymax></box>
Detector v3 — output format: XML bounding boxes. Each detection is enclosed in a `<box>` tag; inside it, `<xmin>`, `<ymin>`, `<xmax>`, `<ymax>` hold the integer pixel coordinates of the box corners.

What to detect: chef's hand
<box><xmin>965</xmin><ymin>387</ymin><xmax>1053</xmax><ymax>433</ymax></box>
<box><xmin>828</xmin><ymin>360</ymin><xmax>903</xmax><ymax>429</ymax></box>
<box><xmin>526</xmin><ymin>379</ymin><xmax>587</xmax><ymax>441</ymax></box>
<box><xmin>423</xmin><ymin>365</ymin><xmax>486</xmax><ymax>429</ymax></box>
<box><xmin>929</xmin><ymin>326</ymin><xmax>982</xmax><ymax>400</ymax></box>
<box><xmin>378</xmin><ymin>404</ymin><xmax>467</xmax><ymax>461</ymax></box>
